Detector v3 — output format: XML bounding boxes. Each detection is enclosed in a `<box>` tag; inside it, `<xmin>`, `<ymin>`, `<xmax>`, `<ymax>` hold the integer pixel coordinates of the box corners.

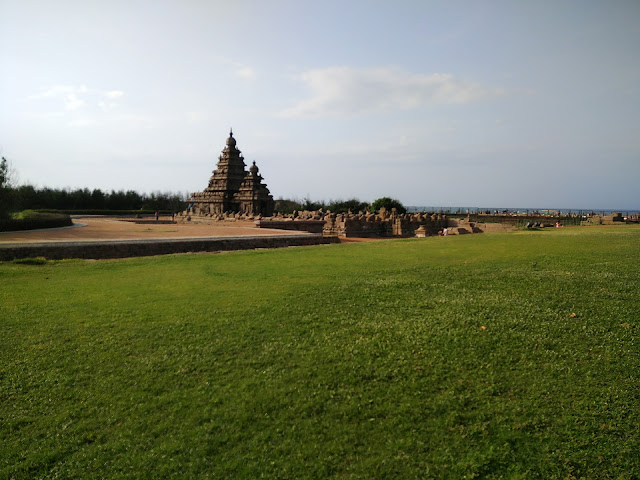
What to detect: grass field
<box><xmin>1</xmin><ymin>226</ymin><xmax>639</xmax><ymax>479</ymax></box>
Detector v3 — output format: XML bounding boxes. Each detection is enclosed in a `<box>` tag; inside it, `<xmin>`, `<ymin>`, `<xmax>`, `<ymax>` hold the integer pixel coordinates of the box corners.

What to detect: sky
<box><xmin>1</xmin><ymin>0</ymin><xmax>639</xmax><ymax>210</ymax></box>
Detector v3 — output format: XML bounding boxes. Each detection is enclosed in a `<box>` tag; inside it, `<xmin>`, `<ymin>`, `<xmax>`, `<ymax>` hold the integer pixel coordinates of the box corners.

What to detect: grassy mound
<box><xmin>0</xmin><ymin>210</ymin><xmax>73</xmax><ymax>232</ymax></box>
<box><xmin>1</xmin><ymin>226</ymin><xmax>638</xmax><ymax>478</ymax></box>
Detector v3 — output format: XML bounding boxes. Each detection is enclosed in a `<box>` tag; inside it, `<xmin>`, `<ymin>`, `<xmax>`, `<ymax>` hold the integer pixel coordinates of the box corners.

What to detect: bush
<box><xmin>274</xmin><ymin>198</ymin><xmax>303</xmax><ymax>214</ymax></box>
<box><xmin>327</xmin><ymin>198</ymin><xmax>369</xmax><ymax>214</ymax></box>
<box><xmin>369</xmin><ymin>197</ymin><xmax>406</xmax><ymax>214</ymax></box>
<box><xmin>274</xmin><ymin>198</ymin><xmax>328</xmax><ymax>214</ymax></box>
<box><xmin>274</xmin><ymin>197</ymin><xmax>369</xmax><ymax>214</ymax></box>
<box><xmin>12</xmin><ymin>257</ymin><xmax>48</xmax><ymax>265</ymax></box>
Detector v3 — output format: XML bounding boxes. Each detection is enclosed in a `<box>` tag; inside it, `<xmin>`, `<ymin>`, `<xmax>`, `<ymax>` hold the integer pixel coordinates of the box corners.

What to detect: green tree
<box><xmin>0</xmin><ymin>157</ymin><xmax>15</xmax><ymax>218</ymax></box>
<box><xmin>369</xmin><ymin>197</ymin><xmax>406</xmax><ymax>214</ymax></box>
<box><xmin>301</xmin><ymin>197</ymin><xmax>327</xmax><ymax>212</ymax></box>
<box><xmin>274</xmin><ymin>197</ymin><xmax>302</xmax><ymax>214</ymax></box>
<box><xmin>327</xmin><ymin>198</ymin><xmax>369</xmax><ymax>213</ymax></box>
<box><xmin>0</xmin><ymin>157</ymin><xmax>7</xmax><ymax>188</ymax></box>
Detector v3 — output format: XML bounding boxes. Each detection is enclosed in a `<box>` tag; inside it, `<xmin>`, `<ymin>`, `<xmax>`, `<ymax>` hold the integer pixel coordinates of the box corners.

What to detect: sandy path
<box><xmin>0</xmin><ymin>216</ymin><xmax>310</xmax><ymax>243</ymax></box>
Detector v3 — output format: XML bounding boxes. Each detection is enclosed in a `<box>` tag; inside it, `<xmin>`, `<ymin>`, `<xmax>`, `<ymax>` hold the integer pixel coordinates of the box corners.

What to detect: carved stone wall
<box><xmin>322</xmin><ymin>209</ymin><xmax>447</xmax><ymax>237</ymax></box>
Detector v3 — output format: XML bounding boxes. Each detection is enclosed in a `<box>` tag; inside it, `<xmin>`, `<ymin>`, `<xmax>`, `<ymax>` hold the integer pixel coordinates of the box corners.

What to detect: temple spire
<box><xmin>188</xmin><ymin>130</ymin><xmax>274</xmax><ymax>217</ymax></box>
<box><xmin>226</xmin><ymin>128</ymin><xmax>237</xmax><ymax>147</ymax></box>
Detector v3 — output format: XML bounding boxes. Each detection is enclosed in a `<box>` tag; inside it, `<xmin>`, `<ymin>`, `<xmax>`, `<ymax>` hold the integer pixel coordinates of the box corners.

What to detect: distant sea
<box><xmin>407</xmin><ymin>206</ymin><xmax>640</xmax><ymax>216</ymax></box>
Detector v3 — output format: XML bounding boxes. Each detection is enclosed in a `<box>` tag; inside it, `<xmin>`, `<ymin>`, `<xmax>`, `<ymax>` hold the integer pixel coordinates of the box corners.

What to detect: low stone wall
<box><xmin>323</xmin><ymin>211</ymin><xmax>448</xmax><ymax>237</ymax></box>
<box><xmin>255</xmin><ymin>219</ymin><xmax>325</xmax><ymax>233</ymax></box>
<box><xmin>176</xmin><ymin>209</ymin><xmax>549</xmax><ymax>238</ymax></box>
<box><xmin>0</xmin><ymin>235</ymin><xmax>338</xmax><ymax>261</ymax></box>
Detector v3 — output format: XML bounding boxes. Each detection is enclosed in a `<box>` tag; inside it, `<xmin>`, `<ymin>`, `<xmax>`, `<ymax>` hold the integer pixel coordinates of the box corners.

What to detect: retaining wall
<box><xmin>255</xmin><ymin>219</ymin><xmax>325</xmax><ymax>233</ymax></box>
<box><xmin>0</xmin><ymin>234</ymin><xmax>338</xmax><ymax>261</ymax></box>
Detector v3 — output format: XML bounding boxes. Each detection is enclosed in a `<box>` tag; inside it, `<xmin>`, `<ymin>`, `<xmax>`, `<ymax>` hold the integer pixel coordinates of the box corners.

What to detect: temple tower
<box><xmin>190</xmin><ymin>130</ymin><xmax>274</xmax><ymax>216</ymax></box>
<box><xmin>237</xmin><ymin>161</ymin><xmax>274</xmax><ymax>216</ymax></box>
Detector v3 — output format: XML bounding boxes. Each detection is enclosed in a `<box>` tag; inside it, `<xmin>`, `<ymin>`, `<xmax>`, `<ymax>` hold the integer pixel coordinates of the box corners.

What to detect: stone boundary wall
<box><xmin>323</xmin><ymin>211</ymin><xmax>448</xmax><ymax>237</ymax></box>
<box><xmin>0</xmin><ymin>235</ymin><xmax>338</xmax><ymax>261</ymax></box>
<box><xmin>176</xmin><ymin>209</ymin><xmax>552</xmax><ymax>238</ymax></box>
<box><xmin>255</xmin><ymin>220</ymin><xmax>325</xmax><ymax>233</ymax></box>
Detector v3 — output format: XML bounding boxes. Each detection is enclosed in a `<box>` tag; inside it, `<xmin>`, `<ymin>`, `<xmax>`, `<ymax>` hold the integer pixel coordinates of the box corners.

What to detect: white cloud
<box><xmin>29</xmin><ymin>85</ymin><xmax>124</xmax><ymax>111</ymax></box>
<box><xmin>281</xmin><ymin>66</ymin><xmax>500</xmax><ymax>117</ymax></box>
<box><xmin>98</xmin><ymin>101</ymin><xmax>116</xmax><ymax>111</ymax></box>
<box><xmin>216</xmin><ymin>56</ymin><xmax>256</xmax><ymax>80</ymax></box>
<box><xmin>105</xmin><ymin>90</ymin><xmax>124</xmax><ymax>99</ymax></box>
<box><xmin>67</xmin><ymin>118</ymin><xmax>97</xmax><ymax>128</ymax></box>
<box><xmin>235</xmin><ymin>66</ymin><xmax>256</xmax><ymax>79</ymax></box>
<box><xmin>99</xmin><ymin>91</ymin><xmax>125</xmax><ymax>110</ymax></box>
<box><xmin>185</xmin><ymin>111</ymin><xmax>209</xmax><ymax>124</ymax></box>
<box><xmin>65</xmin><ymin>93</ymin><xmax>86</xmax><ymax>111</ymax></box>
<box><xmin>29</xmin><ymin>85</ymin><xmax>76</xmax><ymax>99</ymax></box>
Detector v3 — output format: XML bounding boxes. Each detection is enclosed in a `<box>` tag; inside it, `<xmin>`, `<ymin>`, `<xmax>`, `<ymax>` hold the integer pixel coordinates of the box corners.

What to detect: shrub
<box><xmin>274</xmin><ymin>198</ymin><xmax>303</xmax><ymax>214</ymax></box>
<box><xmin>327</xmin><ymin>198</ymin><xmax>369</xmax><ymax>213</ymax></box>
<box><xmin>369</xmin><ymin>197</ymin><xmax>407</xmax><ymax>214</ymax></box>
<box><xmin>12</xmin><ymin>257</ymin><xmax>48</xmax><ymax>265</ymax></box>
<box><xmin>274</xmin><ymin>198</ymin><xmax>328</xmax><ymax>214</ymax></box>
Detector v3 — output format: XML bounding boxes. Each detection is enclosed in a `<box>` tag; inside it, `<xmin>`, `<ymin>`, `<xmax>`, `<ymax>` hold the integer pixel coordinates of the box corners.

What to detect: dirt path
<box><xmin>0</xmin><ymin>217</ymin><xmax>310</xmax><ymax>244</ymax></box>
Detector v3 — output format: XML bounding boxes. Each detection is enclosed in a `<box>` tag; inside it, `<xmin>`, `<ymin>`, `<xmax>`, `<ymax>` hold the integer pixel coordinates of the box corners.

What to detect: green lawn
<box><xmin>1</xmin><ymin>226</ymin><xmax>639</xmax><ymax>479</ymax></box>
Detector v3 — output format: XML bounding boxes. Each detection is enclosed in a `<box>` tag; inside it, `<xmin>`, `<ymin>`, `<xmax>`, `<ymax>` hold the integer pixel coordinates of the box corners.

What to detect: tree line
<box><xmin>274</xmin><ymin>197</ymin><xmax>406</xmax><ymax>214</ymax></box>
<box><xmin>1</xmin><ymin>157</ymin><xmax>406</xmax><ymax>218</ymax></box>
<box><xmin>6</xmin><ymin>185</ymin><xmax>186</xmax><ymax>213</ymax></box>
<box><xmin>0</xmin><ymin>159</ymin><xmax>186</xmax><ymax>217</ymax></box>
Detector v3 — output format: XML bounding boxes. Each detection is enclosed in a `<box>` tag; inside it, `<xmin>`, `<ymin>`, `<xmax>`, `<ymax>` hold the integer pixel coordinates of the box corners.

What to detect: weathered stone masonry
<box><xmin>183</xmin><ymin>130</ymin><xmax>274</xmax><ymax>218</ymax></box>
<box><xmin>322</xmin><ymin>208</ymin><xmax>448</xmax><ymax>237</ymax></box>
<box><xmin>0</xmin><ymin>235</ymin><xmax>338</xmax><ymax>261</ymax></box>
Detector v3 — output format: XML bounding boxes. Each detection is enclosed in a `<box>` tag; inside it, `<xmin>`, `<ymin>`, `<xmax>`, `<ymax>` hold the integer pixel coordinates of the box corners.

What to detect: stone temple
<box><xmin>189</xmin><ymin>130</ymin><xmax>274</xmax><ymax>217</ymax></box>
